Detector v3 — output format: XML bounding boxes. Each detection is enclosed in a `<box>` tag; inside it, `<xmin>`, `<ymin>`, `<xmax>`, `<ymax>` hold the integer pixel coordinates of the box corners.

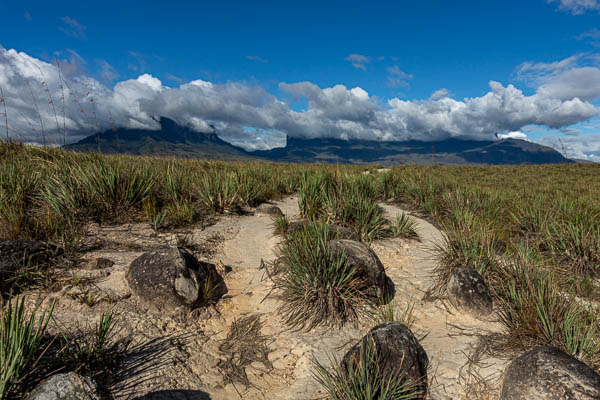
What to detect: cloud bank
<box><xmin>0</xmin><ymin>46</ymin><xmax>599</xmax><ymax>157</ymax></box>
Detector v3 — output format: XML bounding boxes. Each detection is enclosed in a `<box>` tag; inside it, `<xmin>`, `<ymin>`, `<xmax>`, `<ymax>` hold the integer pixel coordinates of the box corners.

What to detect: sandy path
<box><xmin>204</xmin><ymin>196</ymin><xmax>367</xmax><ymax>400</ymax></box>
<box><xmin>374</xmin><ymin>203</ymin><xmax>506</xmax><ymax>399</ymax></box>
<box><xmin>35</xmin><ymin>196</ymin><xmax>507</xmax><ymax>399</ymax></box>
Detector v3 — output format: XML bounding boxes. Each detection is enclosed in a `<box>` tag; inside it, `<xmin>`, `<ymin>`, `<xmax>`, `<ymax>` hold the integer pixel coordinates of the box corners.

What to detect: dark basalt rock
<box><xmin>328</xmin><ymin>239</ymin><xmax>394</xmax><ymax>301</ymax></box>
<box><xmin>501</xmin><ymin>346</ymin><xmax>600</xmax><ymax>399</ymax></box>
<box><xmin>447</xmin><ymin>267</ymin><xmax>493</xmax><ymax>317</ymax></box>
<box><xmin>287</xmin><ymin>221</ymin><xmax>361</xmax><ymax>241</ymax></box>
<box><xmin>255</xmin><ymin>204</ymin><xmax>284</xmax><ymax>218</ymax></box>
<box><xmin>126</xmin><ymin>246</ymin><xmax>226</xmax><ymax>311</ymax></box>
<box><xmin>342</xmin><ymin>322</ymin><xmax>428</xmax><ymax>399</ymax></box>
<box><xmin>26</xmin><ymin>372</ymin><xmax>99</xmax><ymax>400</ymax></box>
<box><xmin>0</xmin><ymin>239</ymin><xmax>62</xmax><ymax>295</ymax></box>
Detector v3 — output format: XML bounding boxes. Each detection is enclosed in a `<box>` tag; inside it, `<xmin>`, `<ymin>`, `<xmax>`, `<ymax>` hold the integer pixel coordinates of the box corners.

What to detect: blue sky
<box><xmin>2</xmin><ymin>0</ymin><xmax>600</xmax><ymax>159</ymax></box>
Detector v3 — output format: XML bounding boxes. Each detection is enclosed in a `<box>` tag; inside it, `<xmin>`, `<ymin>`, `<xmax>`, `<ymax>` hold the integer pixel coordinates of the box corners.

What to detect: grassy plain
<box><xmin>1</xmin><ymin>141</ymin><xmax>599</xmax><ymax>398</ymax></box>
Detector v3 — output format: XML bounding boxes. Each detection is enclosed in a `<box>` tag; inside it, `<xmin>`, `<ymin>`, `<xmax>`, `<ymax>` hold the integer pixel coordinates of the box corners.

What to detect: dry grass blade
<box><xmin>217</xmin><ymin>314</ymin><xmax>272</xmax><ymax>389</ymax></box>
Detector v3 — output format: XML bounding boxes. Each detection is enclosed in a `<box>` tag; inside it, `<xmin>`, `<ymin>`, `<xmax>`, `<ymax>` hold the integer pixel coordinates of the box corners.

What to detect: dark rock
<box><xmin>126</xmin><ymin>246</ymin><xmax>226</xmax><ymax>311</ymax></box>
<box><xmin>287</xmin><ymin>221</ymin><xmax>361</xmax><ymax>241</ymax></box>
<box><xmin>26</xmin><ymin>372</ymin><xmax>99</xmax><ymax>400</ymax></box>
<box><xmin>447</xmin><ymin>267</ymin><xmax>493</xmax><ymax>317</ymax></box>
<box><xmin>255</xmin><ymin>204</ymin><xmax>284</xmax><ymax>218</ymax></box>
<box><xmin>501</xmin><ymin>346</ymin><xmax>600</xmax><ymax>399</ymax></box>
<box><xmin>342</xmin><ymin>322</ymin><xmax>428</xmax><ymax>399</ymax></box>
<box><xmin>133</xmin><ymin>390</ymin><xmax>211</xmax><ymax>400</ymax></box>
<box><xmin>0</xmin><ymin>239</ymin><xmax>61</xmax><ymax>295</ymax></box>
<box><xmin>328</xmin><ymin>239</ymin><xmax>394</xmax><ymax>300</ymax></box>
<box><xmin>86</xmin><ymin>257</ymin><xmax>114</xmax><ymax>270</ymax></box>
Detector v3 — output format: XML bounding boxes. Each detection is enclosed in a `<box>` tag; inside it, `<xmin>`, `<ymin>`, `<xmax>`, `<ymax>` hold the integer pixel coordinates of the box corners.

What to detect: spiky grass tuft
<box><xmin>391</xmin><ymin>213</ymin><xmax>419</xmax><ymax>240</ymax></box>
<box><xmin>431</xmin><ymin>222</ymin><xmax>499</xmax><ymax>295</ymax></box>
<box><xmin>494</xmin><ymin>252</ymin><xmax>600</xmax><ymax>367</ymax></box>
<box><xmin>0</xmin><ymin>297</ymin><xmax>54</xmax><ymax>399</ymax></box>
<box><xmin>272</xmin><ymin>221</ymin><xmax>373</xmax><ymax>330</ymax></box>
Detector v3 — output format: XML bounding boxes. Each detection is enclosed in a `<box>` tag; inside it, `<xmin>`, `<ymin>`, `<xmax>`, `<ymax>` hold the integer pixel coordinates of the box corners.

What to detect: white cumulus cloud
<box><xmin>0</xmin><ymin>46</ymin><xmax>599</xmax><ymax>157</ymax></box>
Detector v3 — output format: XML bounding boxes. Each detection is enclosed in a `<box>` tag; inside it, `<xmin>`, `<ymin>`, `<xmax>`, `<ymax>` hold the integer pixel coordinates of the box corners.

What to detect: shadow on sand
<box><xmin>132</xmin><ymin>389</ymin><xmax>212</xmax><ymax>400</ymax></box>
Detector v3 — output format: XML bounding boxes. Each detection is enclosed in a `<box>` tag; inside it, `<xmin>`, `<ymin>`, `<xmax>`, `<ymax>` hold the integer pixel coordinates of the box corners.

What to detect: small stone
<box><xmin>255</xmin><ymin>204</ymin><xmax>285</xmax><ymax>218</ymax></box>
<box><xmin>447</xmin><ymin>267</ymin><xmax>493</xmax><ymax>318</ymax></box>
<box><xmin>26</xmin><ymin>372</ymin><xmax>99</xmax><ymax>400</ymax></box>
<box><xmin>501</xmin><ymin>346</ymin><xmax>600</xmax><ymax>399</ymax></box>
<box><xmin>86</xmin><ymin>257</ymin><xmax>114</xmax><ymax>270</ymax></box>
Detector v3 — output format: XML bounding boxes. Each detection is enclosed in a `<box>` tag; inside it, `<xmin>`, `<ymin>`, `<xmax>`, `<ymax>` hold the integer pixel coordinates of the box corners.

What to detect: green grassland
<box><xmin>1</xmin><ymin>140</ymin><xmax>600</xmax><ymax>398</ymax></box>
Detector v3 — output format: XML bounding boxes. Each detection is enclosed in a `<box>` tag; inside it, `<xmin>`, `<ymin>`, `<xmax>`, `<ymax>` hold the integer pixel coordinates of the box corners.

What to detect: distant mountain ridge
<box><xmin>66</xmin><ymin>117</ymin><xmax>573</xmax><ymax>165</ymax></box>
<box><xmin>66</xmin><ymin>117</ymin><xmax>254</xmax><ymax>160</ymax></box>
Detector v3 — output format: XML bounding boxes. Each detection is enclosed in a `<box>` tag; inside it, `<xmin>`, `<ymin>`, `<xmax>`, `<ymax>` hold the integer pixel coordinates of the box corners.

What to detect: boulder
<box><xmin>447</xmin><ymin>267</ymin><xmax>493</xmax><ymax>317</ymax></box>
<box><xmin>287</xmin><ymin>221</ymin><xmax>361</xmax><ymax>242</ymax></box>
<box><xmin>126</xmin><ymin>246</ymin><xmax>226</xmax><ymax>311</ymax></box>
<box><xmin>328</xmin><ymin>239</ymin><xmax>394</xmax><ymax>300</ymax></box>
<box><xmin>26</xmin><ymin>372</ymin><xmax>99</xmax><ymax>400</ymax></box>
<box><xmin>342</xmin><ymin>322</ymin><xmax>428</xmax><ymax>399</ymax></box>
<box><xmin>0</xmin><ymin>239</ymin><xmax>61</xmax><ymax>294</ymax></box>
<box><xmin>255</xmin><ymin>204</ymin><xmax>284</xmax><ymax>218</ymax></box>
<box><xmin>501</xmin><ymin>346</ymin><xmax>600</xmax><ymax>400</ymax></box>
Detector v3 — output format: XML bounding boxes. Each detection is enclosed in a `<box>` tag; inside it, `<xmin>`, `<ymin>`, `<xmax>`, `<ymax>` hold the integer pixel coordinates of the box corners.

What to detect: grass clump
<box><xmin>431</xmin><ymin>222</ymin><xmax>499</xmax><ymax>295</ymax></box>
<box><xmin>272</xmin><ymin>221</ymin><xmax>372</xmax><ymax>330</ymax></box>
<box><xmin>312</xmin><ymin>338</ymin><xmax>423</xmax><ymax>400</ymax></box>
<box><xmin>273</xmin><ymin>214</ymin><xmax>290</xmax><ymax>236</ymax></box>
<box><xmin>375</xmin><ymin>300</ymin><xmax>416</xmax><ymax>329</ymax></box>
<box><xmin>546</xmin><ymin>220</ymin><xmax>600</xmax><ymax>278</ymax></box>
<box><xmin>59</xmin><ymin>308</ymin><xmax>120</xmax><ymax>378</ymax></box>
<box><xmin>391</xmin><ymin>213</ymin><xmax>418</xmax><ymax>240</ymax></box>
<box><xmin>493</xmin><ymin>250</ymin><xmax>600</xmax><ymax>367</ymax></box>
<box><xmin>0</xmin><ymin>297</ymin><xmax>54</xmax><ymax>399</ymax></box>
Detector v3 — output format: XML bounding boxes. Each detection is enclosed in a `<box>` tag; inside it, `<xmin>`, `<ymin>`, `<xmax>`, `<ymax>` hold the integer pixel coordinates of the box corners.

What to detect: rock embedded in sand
<box><xmin>126</xmin><ymin>246</ymin><xmax>226</xmax><ymax>311</ymax></box>
<box><xmin>85</xmin><ymin>257</ymin><xmax>114</xmax><ymax>270</ymax></box>
<box><xmin>328</xmin><ymin>239</ymin><xmax>394</xmax><ymax>300</ymax></box>
<box><xmin>287</xmin><ymin>221</ymin><xmax>361</xmax><ymax>241</ymax></box>
<box><xmin>501</xmin><ymin>346</ymin><xmax>600</xmax><ymax>400</ymax></box>
<box><xmin>447</xmin><ymin>267</ymin><xmax>493</xmax><ymax>317</ymax></box>
<box><xmin>0</xmin><ymin>239</ymin><xmax>62</xmax><ymax>294</ymax></box>
<box><xmin>342</xmin><ymin>322</ymin><xmax>429</xmax><ymax>399</ymax></box>
<box><xmin>255</xmin><ymin>203</ymin><xmax>285</xmax><ymax>218</ymax></box>
<box><xmin>26</xmin><ymin>372</ymin><xmax>99</xmax><ymax>400</ymax></box>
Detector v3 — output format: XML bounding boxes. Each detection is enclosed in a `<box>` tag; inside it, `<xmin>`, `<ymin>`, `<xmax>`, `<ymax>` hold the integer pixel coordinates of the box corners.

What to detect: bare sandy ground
<box><xmin>31</xmin><ymin>196</ymin><xmax>507</xmax><ymax>399</ymax></box>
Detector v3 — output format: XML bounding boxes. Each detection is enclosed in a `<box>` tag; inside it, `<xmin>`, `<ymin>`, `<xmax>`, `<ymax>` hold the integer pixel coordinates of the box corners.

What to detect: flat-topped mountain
<box><xmin>66</xmin><ymin>118</ymin><xmax>573</xmax><ymax>165</ymax></box>
<box><xmin>252</xmin><ymin>136</ymin><xmax>571</xmax><ymax>165</ymax></box>
<box><xmin>65</xmin><ymin>117</ymin><xmax>254</xmax><ymax>161</ymax></box>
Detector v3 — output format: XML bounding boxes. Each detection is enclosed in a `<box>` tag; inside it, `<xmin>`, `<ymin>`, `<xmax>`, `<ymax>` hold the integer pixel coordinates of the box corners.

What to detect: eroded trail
<box><xmin>38</xmin><ymin>196</ymin><xmax>506</xmax><ymax>399</ymax></box>
<box><xmin>204</xmin><ymin>196</ymin><xmax>366</xmax><ymax>400</ymax></box>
